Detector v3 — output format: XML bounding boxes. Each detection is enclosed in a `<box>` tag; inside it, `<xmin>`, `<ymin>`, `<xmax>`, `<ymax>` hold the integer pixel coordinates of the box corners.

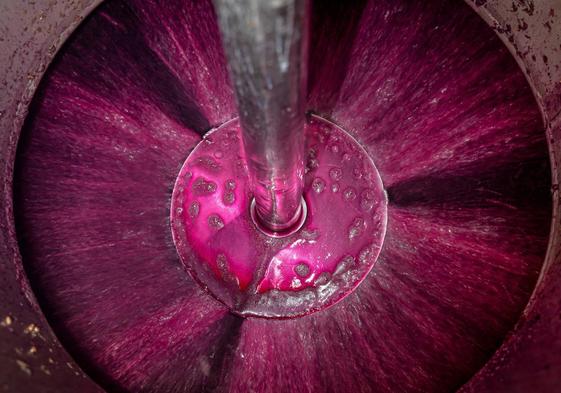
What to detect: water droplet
<box><xmin>225</xmin><ymin>179</ymin><xmax>236</xmax><ymax>190</ymax></box>
<box><xmin>1</xmin><ymin>315</ymin><xmax>13</xmax><ymax>327</ymax></box>
<box><xmin>23</xmin><ymin>324</ymin><xmax>39</xmax><ymax>337</ymax></box>
<box><xmin>16</xmin><ymin>359</ymin><xmax>32</xmax><ymax>376</ymax></box>
<box><xmin>360</xmin><ymin>199</ymin><xmax>376</xmax><ymax>212</ymax></box>
<box><xmin>331</xmin><ymin>144</ymin><xmax>340</xmax><ymax>154</ymax></box>
<box><xmin>307</xmin><ymin>158</ymin><xmax>319</xmax><ymax>171</ymax></box>
<box><xmin>196</xmin><ymin>156</ymin><xmax>220</xmax><ymax>171</ymax></box>
<box><xmin>208</xmin><ymin>214</ymin><xmax>224</xmax><ymax>230</ymax></box>
<box><xmin>359</xmin><ymin>244</ymin><xmax>376</xmax><ymax>264</ymax></box>
<box><xmin>343</xmin><ymin>187</ymin><xmax>357</xmax><ymax>201</ymax></box>
<box><xmin>188</xmin><ymin>201</ymin><xmax>200</xmax><ymax>218</ymax></box>
<box><xmin>223</xmin><ymin>191</ymin><xmax>235</xmax><ymax>205</ymax></box>
<box><xmin>300</xmin><ymin>229</ymin><xmax>319</xmax><ymax>241</ymax></box>
<box><xmin>40</xmin><ymin>365</ymin><xmax>51</xmax><ymax>376</ymax></box>
<box><xmin>214</xmin><ymin>150</ymin><xmax>224</xmax><ymax>159</ymax></box>
<box><xmin>217</xmin><ymin>254</ymin><xmax>228</xmax><ymax>271</ymax></box>
<box><xmin>360</xmin><ymin>189</ymin><xmax>376</xmax><ymax>212</ymax></box>
<box><xmin>295</xmin><ymin>262</ymin><xmax>311</xmax><ymax>277</ymax></box>
<box><xmin>353</xmin><ymin>167</ymin><xmax>363</xmax><ymax>179</ymax></box>
<box><xmin>362</xmin><ymin>189</ymin><xmax>376</xmax><ymax>200</ymax></box>
<box><xmin>348</xmin><ymin>217</ymin><xmax>365</xmax><ymax>240</ymax></box>
<box><xmin>314</xmin><ymin>272</ymin><xmax>331</xmax><ymax>286</ymax></box>
<box><xmin>353</xmin><ymin>217</ymin><xmax>365</xmax><ymax>226</ymax></box>
<box><xmin>216</xmin><ymin>254</ymin><xmax>238</xmax><ymax>285</ymax></box>
<box><xmin>329</xmin><ymin>167</ymin><xmax>342</xmax><ymax>181</ymax></box>
<box><xmin>234</xmin><ymin>160</ymin><xmax>245</xmax><ymax>172</ymax></box>
<box><xmin>192</xmin><ymin>177</ymin><xmax>217</xmax><ymax>196</ymax></box>
<box><xmin>331</xmin><ymin>183</ymin><xmax>340</xmax><ymax>193</ymax></box>
<box><xmin>342</xmin><ymin>153</ymin><xmax>351</xmax><ymax>162</ymax></box>
<box><xmin>335</xmin><ymin>255</ymin><xmax>355</xmax><ymax>275</ymax></box>
<box><xmin>312</xmin><ymin>177</ymin><xmax>326</xmax><ymax>193</ymax></box>
<box><xmin>372</xmin><ymin>214</ymin><xmax>383</xmax><ymax>231</ymax></box>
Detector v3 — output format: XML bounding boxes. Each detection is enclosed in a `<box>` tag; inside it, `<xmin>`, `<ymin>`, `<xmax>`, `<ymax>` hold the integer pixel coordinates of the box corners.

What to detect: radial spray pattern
<box><xmin>14</xmin><ymin>0</ymin><xmax>551</xmax><ymax>392</ymax></box>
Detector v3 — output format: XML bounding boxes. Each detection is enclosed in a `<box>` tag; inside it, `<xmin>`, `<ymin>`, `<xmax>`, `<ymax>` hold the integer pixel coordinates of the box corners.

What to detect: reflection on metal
<box><xmin>214</xmin><ymin>0</ymin><xmax>309</xmax><ymax>232</ymax></box>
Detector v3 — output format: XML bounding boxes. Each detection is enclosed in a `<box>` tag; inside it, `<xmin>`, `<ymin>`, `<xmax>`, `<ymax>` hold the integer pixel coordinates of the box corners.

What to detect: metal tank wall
<box><xmin>0</xmin><ymin>3</ymin><xmax>104</xmax><ymax>392</ymax></box>
<box><xmin>462</xmin><ymin>1</ymin><xmax>561</xmax><ymax>392</ymax></box>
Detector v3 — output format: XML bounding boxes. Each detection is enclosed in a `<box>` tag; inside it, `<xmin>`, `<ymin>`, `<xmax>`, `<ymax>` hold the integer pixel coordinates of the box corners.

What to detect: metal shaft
<box><xmin>214</xmin><ymin>0</ymin><xmax>309</xmax><ymax>232</ymax></box>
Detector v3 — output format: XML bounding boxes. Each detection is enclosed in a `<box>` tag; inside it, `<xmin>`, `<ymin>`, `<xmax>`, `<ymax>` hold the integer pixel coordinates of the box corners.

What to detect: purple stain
<box><xmin>295</xmin><ymin>262</ymin><xmax>311</xmax><ymax>278</ymax></box>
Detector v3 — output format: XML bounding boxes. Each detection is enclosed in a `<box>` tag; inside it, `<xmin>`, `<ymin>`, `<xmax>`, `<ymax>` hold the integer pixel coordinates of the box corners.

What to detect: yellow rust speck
<box><xmin>16</xmin><ymin>359</ymin><xmax>32</xmax><ymax>376</ymax></box>
<box><xmin>24</xmin><ymin>323</ymin><xmax>40</xmax><ymax>337</ymax></box>
<box><xmin>40</xmin><ymin>365</ymin><xmax>52</xmax><ymax>376</ymax></box>
<box><xmin>1</xmin><ymin>315</ymin><xmax>13</xmax><ymax>327</ymax></box>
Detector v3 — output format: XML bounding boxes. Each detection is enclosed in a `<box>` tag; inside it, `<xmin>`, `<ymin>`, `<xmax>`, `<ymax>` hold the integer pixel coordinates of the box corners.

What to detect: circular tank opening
<box><xmin>11</xmin><ymin>0</ymin><xmax>552</xmax><ymax>392</ymax></box>
<box><xmin>170</xmin><ymin>115</ymin><xmax>388</xmax><ymax>318</ymax></box>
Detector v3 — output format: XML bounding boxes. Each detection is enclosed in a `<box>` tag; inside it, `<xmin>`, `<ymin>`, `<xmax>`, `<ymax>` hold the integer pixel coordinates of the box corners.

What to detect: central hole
<box><xmin>249</xmin><ymin>196</ymin><xmax>308</xmax><ymax>238</ymax></box>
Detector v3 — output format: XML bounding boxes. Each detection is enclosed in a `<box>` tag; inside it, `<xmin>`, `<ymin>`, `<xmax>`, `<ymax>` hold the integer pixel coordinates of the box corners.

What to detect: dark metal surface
<box><xmin>214</xmin><ymin>0</ymin><xmax>309</xmax><ymax>232</ymax></box>
<box><xmin>460</xmin><ymin>2</ymin><xmax>561</xmax><ymax>391</ymax></box>
<box><xmin>0</xmin><ymin>2</ymin><xmax>105</xmax><ymax>392</ymax></box>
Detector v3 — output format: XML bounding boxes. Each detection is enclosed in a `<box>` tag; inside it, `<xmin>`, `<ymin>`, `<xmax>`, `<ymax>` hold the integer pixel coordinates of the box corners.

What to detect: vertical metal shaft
<box><xmin>214</xmin><ymin>0</ymin><xmax>309</xmax><ymax>232</ymax></box>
